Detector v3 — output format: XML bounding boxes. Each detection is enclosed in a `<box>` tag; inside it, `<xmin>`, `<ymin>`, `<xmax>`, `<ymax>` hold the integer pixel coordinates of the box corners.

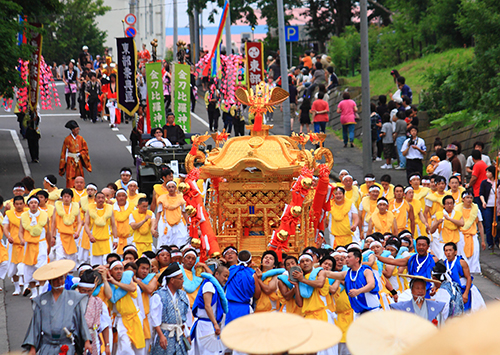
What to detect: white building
<box><xmin>97</xmin><ymin>0</ymin><xmax>165</xmax><ymax>60</ymax></box>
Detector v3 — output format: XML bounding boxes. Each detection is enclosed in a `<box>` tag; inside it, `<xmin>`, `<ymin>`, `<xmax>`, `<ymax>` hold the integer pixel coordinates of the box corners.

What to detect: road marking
<box><xmin>191</xmin><ymin>111</ymin><xmax>209</xmax><ymax>128</ymax></box>
<box><xmin>0</xmin><ymin>113</ymin><xmax>80</xmax><ymax>117</ymax></box>
<box><xmin>0</xmin><ymin>129</ymin><xmax>31</xmax><ymax>177</ymax></box>
<box><xmin>112</xmin><ymin>127</ymin><xmax>119</xmax><ymax>131</ymax></box>
<box><xmin>126</xmin><ymin>145</ymin><xmax>132</xmax><ymax>153</ymax></box>
<box><xmin>117</xmin><ymin>134</ymin><xmax>128</xmax><ymax>142</ymax></box>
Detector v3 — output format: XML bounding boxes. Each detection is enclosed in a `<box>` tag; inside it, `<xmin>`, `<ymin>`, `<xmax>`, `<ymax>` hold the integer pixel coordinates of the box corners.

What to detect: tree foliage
<box><xmin>0</xmin><ymin>0</ymin><xmax>61</xmax><ymax>97</ymax></box>
<box><xmin>420</xmin><ymin>0</ymin><xmax>500</xmax><ymax>142</ymax></box>
<box><xmin>42</xmin><ymin>0</ymin><xmax>110</xmax><ymax>65</ymax></box>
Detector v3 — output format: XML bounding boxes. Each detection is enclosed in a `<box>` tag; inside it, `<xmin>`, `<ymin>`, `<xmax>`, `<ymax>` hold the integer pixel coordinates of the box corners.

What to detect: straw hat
<box><xmin>405</xmin><ymin>302</ymin><xmax>500</xmax><ymax>355</ymax></box>
<box><xmin>399</xmin><ymin>274</ymin><xmax>441</xmax><ymax>286</ymax></box>
<box><xmin>221</xmin><ymin>312</ymin><xmax>312</xmax><ymax>354</ymax></box>
<box><xmin>289</xmin><ymin>318</ymin><xmax>342</xmax><ymax>354</ymax></box>
<box><xmin>33</xmin><ymin>260</ymin><xmax>75</xmax><ymax>282</ymax></box>
<box><xmin>346</xmin><ymin>310</ymin><xmax>438</xmax><ymax>355</ymax></box>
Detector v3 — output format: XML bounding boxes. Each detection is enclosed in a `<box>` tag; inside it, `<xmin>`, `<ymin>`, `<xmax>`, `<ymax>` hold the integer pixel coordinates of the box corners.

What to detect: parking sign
<box><xmin>285</xmin><ymin>26</ymin><xmax>299</xmax><ymax>42</ymax></box>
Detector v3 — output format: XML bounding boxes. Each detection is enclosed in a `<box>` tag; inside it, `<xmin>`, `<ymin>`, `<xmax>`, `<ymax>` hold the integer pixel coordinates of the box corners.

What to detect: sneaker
<box><xmin>381</xmin><ymin>164</ymin><xmax>388</xmax><ymax>169</ymax></box>
<box><xmin>395</xmin><ymin>166</ymin><xmax>405</xmax><ymax>170</ymax></box>
<box><xmin>12</xmin><ymin>290</ymin><xmax>20</xmax><ymax>296</ymax></box>
<box><xmin>375</xmin><ymin>157</ymin><xmax>382</xmax><ymax>162</ymax></box>
<box><xmin>350</xmin><ymin>143</ymin><xmax>354</xmax><ymax>148</ymax></box>
<box><xmin>385</xmin><ymin>164</ymin><xmax>393</xmax><ymax>169</ymax></box>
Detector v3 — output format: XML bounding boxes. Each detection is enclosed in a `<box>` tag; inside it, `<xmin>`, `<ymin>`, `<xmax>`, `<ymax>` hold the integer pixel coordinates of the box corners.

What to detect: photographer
<box><xmin>401</xmin><ymin>126</ymin><xmax>426</xmax><ymax>182</ymax></box>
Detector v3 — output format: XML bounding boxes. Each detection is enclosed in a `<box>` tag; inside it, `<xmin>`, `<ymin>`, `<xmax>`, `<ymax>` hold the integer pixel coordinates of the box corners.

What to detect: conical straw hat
<box><xmin>346</xmin><ymin>310</ymin><xmax>438</xmax><ymax>355</ymax></box>
<box><xmin>221</xmin><ymin>312</ymin><xmax>312</xmax><ymax>354</ymax></box>
<box><xmin>289</xmin><ymin>318</ymin><xmax>342</xmax><ymax>354</ymax></box>
<box><xmin>33</xmin><ymin>260</ymin><xmax>75</xmax><ymax>281</ymax></box>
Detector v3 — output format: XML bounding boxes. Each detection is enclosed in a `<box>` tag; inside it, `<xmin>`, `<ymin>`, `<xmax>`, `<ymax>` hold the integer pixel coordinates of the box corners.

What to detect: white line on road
<box><xmin>0</xmin><ymin>113</ymin><xmax>80</xmax><ymax>118</ymax></box>
<box><xmin>117</xmin><ymin>134</ymin><xmax>128</xmax><ymax>142</ymax></box>
<box><xmin>126</xmin><ymin>146</ymin><xmax>132</xmax><ymax>154</ymax></box>
<box><xmin>191</xmin><ymin>111</ymin><xmax>209</xmax><ymax>128</ymax></box>
<box><xmin>0</xmin><ymin>129</ymin><xmax>31</xmax><ymax>177</ymax></box>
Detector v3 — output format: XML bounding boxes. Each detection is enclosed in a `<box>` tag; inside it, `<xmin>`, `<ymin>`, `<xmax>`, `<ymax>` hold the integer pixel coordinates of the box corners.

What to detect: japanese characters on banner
<box><xmin>116</xmin><ymin>37</ymin><xmax>139</xmax><ymax>116</ymax></box>
<box><xmin>28</xmin><ymin>23</ymin><xmax>43</xmax><ymax>111</ymax></box>
<box><xmin>245</xmin><ymin>42</ymin><xmax>264</xmax><ymax>92</ymax></box>
<box><xmin>145</xmin><ymin>62</ymin><xmax>165</xmax><ymax>127</ymax></box>
<box><xmin>173</xmin><ymin>63</ymin><xmax>191</xmax><ymax>132</ymax></box>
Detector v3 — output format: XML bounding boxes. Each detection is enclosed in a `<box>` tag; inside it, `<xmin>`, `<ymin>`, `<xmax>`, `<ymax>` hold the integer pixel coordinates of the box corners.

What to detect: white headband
<box><xmin>399</xmin><ymin>232</ymin><xmax>412</xmax><ymax>239</ymax></box>
<box><xmin>78</xmin><ymin>265</ymin><xmax>92</xmax><ymax>272</ymax></box>
<box><xmin>370</xmin><ymin>241</ymin><xmax>383</xmax><ymax>248</ymax></box>
<box><xmin>128</xmin><ymin>180</ymin><xmax>138</xmax><ymax>186</ymax></box>
<box><xmin>365</xmin><ymin>236</ymin><xmax>375</xmax><ymax>243</ymax></box>
<box><xmin>183</xmin><ymin>250</ymin><xmax>197</xmax><ymax>258</ymax></box>
<box><xmin>44</xmin><ymin>177</ymin><xmax>56</xmax><ymax>187</ymax></box>
<box><xmin>13</xmin><ymin>186</ymin><xmax>25</xmax><ymax>191</ymax></box>
<box><xmin>404</xmin><ymin>186</ymin><xmax>413</xmax><ymax>194</ymax></box>
<box><xmin>339</xmin><ymin>169</ymin><xmax>349</xmax><ymax>175</ymax></box>
<box><xmin>120</xmin><ymin>170</ymin><xmax>132</xmax><ymax>175</ymax></box>
<box><xmin>365</xmin><ymin>177</ymin><xmax>376</xmax><ymax>182</ymax></box>
<box><xmin>238</xmin><ymin>255</ymin><xmax>252</xmax><ymax>266</ymax></box>
<box><xmin>116</xmin><ymin>189</ymin><xmax>128</xmax><ymax>196</ymax></box>
<box><xmin>166</xmin><ymin>269</ymin><xmax>183</xmax><ymax>278</ymax></box>
<box><xmin>369</xmin><ymin>185</ymin><xmax>381</xmax><ymax>191</ymax></box>
<box><xmin>342</xmin><ymin>175</ymin><xmax>353</xmax><ymax>181</ymax></box>
<box><xmin>171</xmin><ymin>251</ymin><xmax>183</xmax><ymax>258</ymax></box>
<box><xmin>223</xmin><ymin>247</ymin><xmax>238</xmax><ymax>256</ymax></box>
<box><xmin>166</xmin><ymin>181</ymin><xmax>177</xmax><ymax>187</ymax></box>
<box><xmin>78</xmin><ymin>282</ymin><xmax>95</xmax><ymax>288</ymax></box>
<box><xmin>341</xmin><ymin>252</ymin><xmax>348</xmax><ymax>257</ymax></box>
<box><xmin>422</xmin><ymin>179</ymin><xmax>430</xmax><ymax>184</ymax></box>
<box><xmin>336</xmin><ymin>247</ymin><xmax>347</xmax><ymax>253</ymax></box>
<box><xmin>386</xmin><ymin>244</ymin><xmax>399</xmax><ymax>251</ymax></box>
<box><xmin>377</xmin><ymin>199</ymin><xmax>388</xmax><ymax>206</ymax></box>
<box><xmin>299</xmin><ymin>254</ymin><xmax>314</xmax><ymax>263</ymax></box>
<box><xmin>87</xmin><ymin>184</ymin><xmax>97</xmax><ymax>190</ymax></box>
<box><xmin>110</xmin><ymin>261</ymin><xmax>123</xmax><ymax>270</ymax></box>
<box><xmin>331</xmin><ymin>252</ymin><xmax>341</xmax><ymax>257</ymax></box>
<box><xmin>347</xmin><ymin>243</ymin><xmax>361</xmax><ymax>251</ymax></box>
<box><xmin>409</xmin><ymin>175</ymin><xmax>420</xmax><ymax>182</ymax></box>
<box><xmin>123</xmin><ymin>245</ymin><xmax>137</xmax><ymax>253</ymax></box>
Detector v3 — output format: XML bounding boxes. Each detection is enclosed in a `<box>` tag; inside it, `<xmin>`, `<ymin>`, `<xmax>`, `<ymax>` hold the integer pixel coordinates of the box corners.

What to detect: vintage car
<box><xmin>135</xmin><ymin>136</ymin><xmax>207</xmax><ymax>197</ymax></box>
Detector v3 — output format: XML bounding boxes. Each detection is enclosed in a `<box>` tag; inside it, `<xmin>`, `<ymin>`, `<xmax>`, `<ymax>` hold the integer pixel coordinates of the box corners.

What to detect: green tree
<box><xmin>0</xmin><ymin>0</ymin><xmax>61</xmax><ymax>97</ymax></box>
<box><xmin>42</xmin><ymin>0</ymin><xmax>110</xmax><ymax>65</ymax></box>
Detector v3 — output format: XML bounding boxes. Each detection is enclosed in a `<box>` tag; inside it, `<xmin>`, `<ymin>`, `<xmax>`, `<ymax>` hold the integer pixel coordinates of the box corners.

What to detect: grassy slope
<box><xmin>342</xmin><ymin>48</ymin><xmax>474</xmax><ymax>100</ymax></box>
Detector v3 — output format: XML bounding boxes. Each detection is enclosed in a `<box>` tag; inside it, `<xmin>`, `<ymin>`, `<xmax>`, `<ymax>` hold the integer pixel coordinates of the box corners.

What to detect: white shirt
<box><xmin>433</xmin><ymin>160</ymin><xmax>452</xmax><ymax>184</ymax></box>
<box><xmin>196</xmin><ymin>282</ymin><xmax>216</xmax><ymax>319</ymax></box>
<box><xmin>401</xmin><ymin>137</ymin><xmax>426</xmax><ymax>160</ymax></box>
<box><xmin>149</xmin><ymin>287</ymin><xmax>192</xmax><ymax>337</ymax></box>
<box><xmin>145</xmin><ymin>137</ymin><xmax>172</xmax><ymax>148</ymax></box>
<box><xmin>466</xmin><ymin>154</ymin><xmax>491</xmax><ymax>168</ymax></box>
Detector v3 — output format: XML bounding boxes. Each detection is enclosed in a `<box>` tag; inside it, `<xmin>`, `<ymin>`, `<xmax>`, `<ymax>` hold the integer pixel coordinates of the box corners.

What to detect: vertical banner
<box><xmin>145</xmin><ymin>62</ymin><xmax>165</xmax><ymax>127</ymax></box>
<box><xmin>245</xmin><ymin>42</ymin><xmax>264</xmax><ymax>92</ymax></box>
<box><xmin>116</xmin><ymin>37</ymin><xmax>139</xmax><ymax>116</ymax></box>
<box><xmin>28</xmin><ymin>23</ymin><xmax>43</xmax><ymax>111</ymax></box>
<box><xmin>173</xmin><ymin>63</ymin><xmax>191</xmax><ymax>133</ymax></box>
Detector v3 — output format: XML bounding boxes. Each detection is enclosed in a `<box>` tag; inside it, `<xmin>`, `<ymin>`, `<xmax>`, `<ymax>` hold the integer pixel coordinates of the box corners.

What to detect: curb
<box><xmin>480</xmin><ymin>261</ymin><xmax>500</xmax><ymax>286</ymax></box>
<box><xmin>0</xmin><ymin>279</ymin><xmax>9</xmax><ymax>353</ymax></box>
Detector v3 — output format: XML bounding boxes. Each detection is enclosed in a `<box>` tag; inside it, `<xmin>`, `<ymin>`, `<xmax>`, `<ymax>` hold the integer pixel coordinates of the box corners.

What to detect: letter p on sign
<box><xmin>285</xmin><ymin>26</ymin><xmax>299</xmax><ymax>42</ymax></box>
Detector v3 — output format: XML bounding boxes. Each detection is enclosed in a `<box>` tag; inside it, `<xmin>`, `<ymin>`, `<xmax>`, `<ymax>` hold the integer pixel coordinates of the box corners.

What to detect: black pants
<box><xmin>233</xmin><ymin>118</ymin><xmax>245</xmax><ymax>136</ymax></box>
<box><xmin>88</xmin><ymin>100</ymin><xmax>98</xmax><ymax>122</ymax></box>
<box><xmin>65</xmin><ymin>92</ymin><xmax>76</xmax><ymax>109</ymax></box>
<box><xmin>26</xmin><ymin>128</ymin><xmax>40</xmax><ymax>161</ymax></box>
<box><xmin>208</xmin><ymin>110</ymin><xmax>219</xmax><ymax>131</ymax></box>
<box><xmin>79</xmin><ymin>95</ymin><xmax>88</xmax><ymax>119</ymax></box>
<box><xmin>406</xmin><ymin>159</ymin><xmax>423</xmax><ymax>183</ymax></box>
<box><xmin>191</xmin><ymin>91</ymin><xmax>196</xmax><ymax>112</ymax></box>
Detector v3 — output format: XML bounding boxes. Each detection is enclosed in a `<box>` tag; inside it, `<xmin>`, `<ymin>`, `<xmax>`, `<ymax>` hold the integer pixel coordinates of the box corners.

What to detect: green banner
<box><xmin>173</xmin><ymin>63</ymin><xmax>191</xmax><ymax>132</ymax></box>
<box><xmin>145</xmin><ymin>62</ymin><xmax>165</xmax><ymax>128</ymax></box>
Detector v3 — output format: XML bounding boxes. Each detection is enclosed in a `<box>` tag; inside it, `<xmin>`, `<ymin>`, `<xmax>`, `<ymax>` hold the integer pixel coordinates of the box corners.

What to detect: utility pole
<box><xmin>173</xmin><ymin>0</ymin><xmax>178</xmax><ymax>61</ymax></box>
<box><xmin>225</xmin><ymin>3</ymin><xmax>232</xmax><ymax>54</ymax></box>
<box><xmin>200</xmin><ymin>12</ymin><xmax>203</xmax><ymax>50</ymax></box>
<box><xmin>277</xmin><ymin>0</ymin><xmax>291</xmax><ymax>135</ymax></box>
<box><xmin>194</xmin><ymin>7</ymin><xmax>200</xmax><ymax>63</ymax></box>
<box><xmin>360</xmin><ymin>0</ymin><xmax>372</xmax><ymax>175</ymax></box>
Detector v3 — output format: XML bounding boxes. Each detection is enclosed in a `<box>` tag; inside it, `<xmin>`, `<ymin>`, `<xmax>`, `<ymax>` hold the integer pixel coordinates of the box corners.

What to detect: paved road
<box><xmin>0</xmin><ymin>84</ymin><xmax>499</xmax><ymax>352</ymax></box>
